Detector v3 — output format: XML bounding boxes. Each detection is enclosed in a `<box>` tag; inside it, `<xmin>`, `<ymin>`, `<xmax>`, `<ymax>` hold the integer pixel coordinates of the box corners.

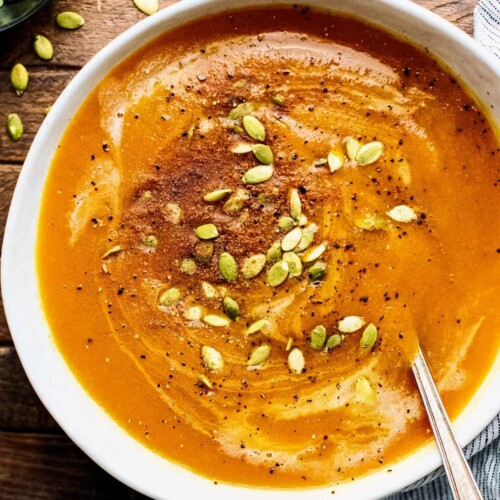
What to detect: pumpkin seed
<box><xmin>251</xmin><ymin>144</ymin><xmax>273</xmax><ymax>165</ymax></box>
<box><xmin>133</xmin><ymin>0</ymin><xmax>158</xmax><ymax>15</ymax></box>
<box><xmin>195</xmin><ymin>223</ymin><xmax>219</xmax><ymax>240</ymax></box>
<box><xmin>159</xmin><ymin>287</ymin><xmax>181</xmax><ymax>306</ymax></box>
<box><xmin>355</xmin><ymin>376</ymin><xmax>374</xmax><ymax>401</ymax></box>
<box><xmin>310</xmin><ymin>325</ymin><xmax>327</xmax><ymax>350</ymax></box>
<box><xmin>231</xmin><ymin>143</ymin><xmax>253</xmax><ymax>154</ymax></box>
<box><xmin>356</xmin><ymin>141</ymin><xmax>383</xmax><ymax>165</ymax></box>
<box><xmin>289</xmin><ymin>189</ymin><xmax>301</xmax><ymax>221</ymax></box>
<box><xmin>101</xmin><ymin>245</ymin><xmax>122</xmax><ymax>259</ymax></box>
<box><xmin>326</xmin><ymin>334</ymin><xmax>344</xmax><ymax>350</ymax></box>
<box><xmin>219</xmin><ymin>252</ymin><xmax>238</xmax><ymax>282</ymax></box>
<box><xmin>327</xmin><ymin>149</ymin><xmax>344</xmax><ymax>173</ymax></box>
<box><xmin>345</xmin><ymin>138</ymin><xmax>361</xmax><ymax>161</ymax></box>
<box><xmin>243</xmin><ymin>115</ymin><xmax>266</xmax><ymax>141</ymax></box>
<box><xmin>294</xmin><ymin>231</ymin><xmax>314</xmax><ymax>253</ymax></box>
<box><xmin>286</xmin><ymin>337</ymin><xmax>294</xmax><ymax>351</ymax></box>
<box><xmin>246</xmin><ymin>318</ymin><xmax>269</xmax><ymax>335</ymax></box>
<box><xmin>203</xmin><ymin>314</ymin><xmax>230</xmax><ymax>327</ymax></box>
<box><xmin>360</xmin><ymin>323</ymin><xmax>377</xmax><ymax>349</ymax></box>
<box><xmin>301</xmin><ymin>242</ymin><xmax>327</xmax><ymax>263</ymax></box>
<box><xmin>386</xmin><ymin>205</ymin><xmax>417</xmax><ymax>223</ymax></box>
<box><xmin>33</xmin><ymin>35</ymin><xmax>53</xmax><ymax>60</ymax></box>
<box><xmin>199</xmin><ymin>374</ymin><xmax>213</xmax><ymax>389</ymax></box>
<box><xmin>10</xmin><ymin>63</ymin><xmax>29</xmax><ymax>96</ymax></box>
<box><xmin>308</xmin><ymin>261</ymin><xmax>326</xmax><ymax>280</ymax></box>
<box><xmin>223</xmin><ymin>297</ymin><xmax>240</xmax><ymax>320</ymax></box>
<box><xmin>229</xmin><ymin>102</ymin><xmax>254</xmax><ymax>121</ymax></box>
<box><xmin>184</xmin><ymin>306</ymin><xmax>202</xmax><ymax>321</ymax></box>
<box><xmin>338</xmin><ymin>315</ymin><xmax>365</xmax><ymax>333</ymax></box>
<box><xmin>288</xmin><ymin>348</ymin><xmax>305</xmax><ymax>374</ymax></box>
<box><xmin>242</xmin><ymin>165</ymin><xmax>273</xmax><ymax>184</ymax></box>
<box><xmin>223</xmin><ymin>189</ymin><xmax>249</xmax><ymax>212</ymax></box>
<box><xmin>7</xmin><ymin>114</ymin><xmax>23</xmax><ymax>141</ymax></box>
<box><xmin>241</xmin><ymin>254</ymin><xmax>266</xmax><ymax>279</ymax></box>
<box><xmin>180</xmin><ymin>259</ymin><xmax>197</xmax><ymax>275</ymax></box>
<box><xmin>272</xmin><ymin>95</ymin><xmax>285</xmax><ymax>106</ymax></box>
<box><xmin>283</xmin><ymin>252</ymin><xmax>302</xmax><ymax>277</ymax></box>
<box><xmin>201</xmin><ymin>346</ymin><xmax>224</xmax><ymax>371</ymax></box>
<box><xmin>266</xmin><ymin>241</ymin><xmax>282</xmax><ymax>265</ymax></box>
<box><xmin>203</xmin><ymin>189</ymin><xmax>232</xmax><ymax>202</ymax></box>
<box><xmin>143</xmin><ymin>235</ymin><xmax>157</xmax><ymax>247</ymax></box>
<box><xmin>298</xmin><ymin>214</ymin><xmax>308</xmax><ymax>227</ymax></box>
<box><xmin>354</xmin><ymin>214</ymin><xmax>386</xmax><ymax>231</ymax></box>
<box><xmin>281</xmin><ymin>227</ymin><xmax>302</xmax><ymax>251</ymax></box>
<box><xmin>278</xmin><ymin>216</ymin><xmax>296</xmax><ymax>233</ymax></box>
<box><xmin>193</xmin><ymin>241</ymin><xmax>214</xmax><ymax>264</ymax></box>
<box><xmin>267</xmin><ymin>261</ymin><xmax>289</xmax><ymax>287</ymax></box>
<box><xmin>201</xmin><ymin>281</ymin><xmax>219</xmax><ymax>299</ymax></box>
<box><xmin>248</xmin><ymin>345</ymin><xmax>271</xmax><ymax>366</ymax></box>
<box><xmin>56</xmin><ymin>11</ymin><xmax>85</xmax><ymax>29</ymax></box>
<box><xmin>312</xmin><ymin>158</ymin><xmax>328</xmax><ymax>167</ymax></box>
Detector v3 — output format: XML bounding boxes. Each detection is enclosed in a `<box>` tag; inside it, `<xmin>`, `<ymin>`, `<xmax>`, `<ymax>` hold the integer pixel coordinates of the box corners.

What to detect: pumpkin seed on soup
<box><xmin>201</xmin><ymin>281</ymin><xmax>219</xmax><ymax>299</ymax></box>
<box><xmin>7</xmin><ymin>113</ymin><xmax>23</xmax><ymax>141</ymax></box>
<box><xmin>252</xmin><ymin>144</ymin><xmax>273</xmax><ymax>165</ymax></box>
<box><xmin>223</xmin><ymin>189</ymin><xmax>249</xmax><ymax>212</ymax></box>
<box><xmin>143</xmin><ymin>235</ymin><xmax>158</xmax><ymax>247</ymax></box>
<box><xmin>219</xmin><ymin>252</ymin><xmax>238</xmax><ymax>282</ymax></box>
<box><xmin>56</xmin><ymin>11</ymin><xmax>85</xmax><ymax>29</ymax></box>
<box><xmin>286</xmin><ymin>337</ymin><xmax>294</xmax><ymax>351</ymax></box>
<box><xmin>195</xmin><ymin>223</ymin><xmax>219</xmax><ymax>240</ymax></box>
<box><xmin>360</xmin><ymin>323</ymin><xmax>377</xmax><ymax>349</ymax></box>
<box><xmin>199</xmin><ymin>374</ymin><xmax>213</xmax><ymax>389</ymax></box>
<box><xmin>180</xmin><ymin>259</ymin><xmax>197</xmax><ymax>275</ymax></box>
<box><xmin>298</xmin><ymin>214</ymin><xmax>308</xmax><ymax>227</ymax></box>
<box><xmin>272</xmin><ymin>95</ymin><xmax>285</xmax><ymax>106</ymax></box>
<box><xmin>241</xmin><ymin>254</ymin><xmax>266</xmax><ymax>279</ymax></box>
<box><xmin>386</xmin><ymin>205</ymin><xmax>417</xmax><ymax>223</ymax></box>
<box><xmin>282</xmin><ymin>252</ymin><xmax>302</xmax><ymax>277</ymax></box>
<box><xmin>242</xmin><ymin>115</ymin><xmax>266</xmax><ymax>142</ymax></box>
<box><xmin>294</xmin><ymin>231</ymin><xmax>314</xmax><ymax>254</ymax></box>
<box><xmin>308</xmin><ymin>261</ymin><xmax>326</xmax><ymax>281</ymax></box>
<box><xmin>338</xmin><ymin>315</ymin><xmax>365</xmax><ymax>333</ymax></box>
<box><xmin>310</xmin><ymin>325</ymin><xmax>327</xmax><ymax>350</ymax></box>
<box><xmin>345</xmin><ymin>138</ymin><xmax>361</xmax><ymax>161</ymax></box>
<box><xmin>184</xmin><ymin>306</ymin><xmax>202</xmax><ymax>321</ymax></box>
<box><xmin>356</xmin><ymin>141</ymin><xmax>383</xmax><ymax>165</ymax></box>
<box><xmin>101</xmin><ymin>245</ymin><xmax>122</xmax><ymax>259</ymax></box>
<box><xmin>281</xmin><ymin>227</ymin><xmax>302</xmax><ymax>251</ymax></box>
<box><xmin>159</xmin><ymin>287</ymin><xmax>181</xmax><ymax>306</ymax></box>
<box><xmin>248</xmin><ymin>345</ymin><xmax>271</xmax><ymax>367</ymax></box>
<box><xmin>355</xmin><ymin>376</ymin><xmax>374</xmax><ymax>401</ymax></box>
<box><xmin>10</xmin><ymin>63</ymin><xmax>29</xmax><ymax>96</ymax></box>
<box><xmin>203</xmin><ymin>189</ymin><xmax>232</xmax><ymax>202</ymax></box>
<box><xmin>246</xmin><ymin>318</ymin><xmax>269</xmax><ymax>335</ymax></box>
<box><xmin>231</xmin><ymin>143</ymin><xmax>253</xmax><ymax>154</ymax></box>
<box><xmin>266</xmin><ymin>241</ymin><xmax>282</xmax><ymax>264</ymax></box>
<box><xmin>229</xmin><ymin>102</ymin><xmax>254</xmax><ymax>121</ymax></box>
<box><xmin>242</xmin><ymin>165</ymin><xmax>273</xmax><ymax>184</ymax></box>
<box><xmin>203</xmin><ymin>314</ymin><xmax>230</xmax><ymax>327</ymax></box>
<box><xmin>267</xmin><ymin>261</ymin><xmax>289</xmax><ymax>287</ymax></box>
<box><xmin>201</xmin><ymin>346</ymin><xmax>224</xmax><ymax>371</ymax></box>
<box><xmin>193</xmin><ymin>241</ymin><xmax>214</xmax><ymax>264</ymax></box>
<box><xmin>223</xmin><ymin>297</ymin><xmax>240</xmax><ymax>320</ymax></box>
<box><xmin>288</xmin><ymin>348</ymin><xmax>305</xmax><ymax>374</ymax></box>
<box><xmin>326</xmin><ymin>334</ymin><xmax>344</xmax><ymax>350</ymax></box>
<box><xmin>354</xmin><ymin>214</ymin><xmax>386</xmax><ymax>231</ymax></box>
<box><xmin>278</xmin><ymin>216</ymin><xmax>296</xmax><ymax>233</ymax></box>
<box><xmin>33</xmin><ymin>35</ymin><xmax>53</xmax><ymax>60</ymax></box>
<box><xmin>327</xmin><ymin>149</ymin><xmax>344</xmax><ymax>173</ymax></box>
<box><xmin>301</xmin><ymin>242</ymin><xmax>327</xmax><ymax>263</ymax></box>
<box><xmin>289</xmin><ymin>188</ymin><xmax>301</xmax><ymax>221</ymax></box>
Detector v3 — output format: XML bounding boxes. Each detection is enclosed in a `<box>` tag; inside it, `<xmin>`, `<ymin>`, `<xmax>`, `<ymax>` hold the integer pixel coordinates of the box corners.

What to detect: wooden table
<box><xmin>0</xmin><ymin>0</ymin><xmax>478</xmax><ymax>497</ymax></box>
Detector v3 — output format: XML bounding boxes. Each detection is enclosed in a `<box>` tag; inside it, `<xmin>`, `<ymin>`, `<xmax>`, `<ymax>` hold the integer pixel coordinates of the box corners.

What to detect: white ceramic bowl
<box><xmin>3</xmin><ymin>1</ymin><xmax>500</xmax><ymax>498</ymax></box>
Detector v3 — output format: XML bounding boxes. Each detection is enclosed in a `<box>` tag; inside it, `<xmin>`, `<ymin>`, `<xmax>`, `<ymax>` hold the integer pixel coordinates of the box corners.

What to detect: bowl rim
<box><xmin>2</xmin><ymin>0</ymin><xmax>500</xmax><ymax>499</ymax></box>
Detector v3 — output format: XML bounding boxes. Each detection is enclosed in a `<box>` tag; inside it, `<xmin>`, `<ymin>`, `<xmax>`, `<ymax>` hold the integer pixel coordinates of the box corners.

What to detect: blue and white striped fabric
<box><xmin>388</xmin><ymin>1</ymin><xmax>500</xmax><ymax>498</ymax></box>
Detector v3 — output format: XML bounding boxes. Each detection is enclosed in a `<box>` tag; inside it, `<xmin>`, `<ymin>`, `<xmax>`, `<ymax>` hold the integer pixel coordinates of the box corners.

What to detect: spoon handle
<box><xmin>411</xmin><ymin>345</ymin><xmax>483</xmax><ymax>500</ymax></box>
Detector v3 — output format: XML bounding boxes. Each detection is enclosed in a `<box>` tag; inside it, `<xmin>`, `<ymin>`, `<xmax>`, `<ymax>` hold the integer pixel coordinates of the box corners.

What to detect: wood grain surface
<box><xmin>0</xmin><ymin>0</ymin><xmax>479</xmax><ymax>497</ymax></box>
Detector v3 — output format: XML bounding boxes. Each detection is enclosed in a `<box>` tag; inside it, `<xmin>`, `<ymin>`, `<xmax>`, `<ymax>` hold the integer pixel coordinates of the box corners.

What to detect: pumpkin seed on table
<box><xmin>252</xmin><ymin>144</ymin><xmax>273</xmax><ymax>165</ymax></box>
<box><xmin>10</xmin><ymin>64</ymin><xmax>28</xmax><ymax>96</ymax></box>
<box><xmin>281</xmin><ymin>227</ymin><xmax>302</xmax><ymax>252</ymax></box>
<box><xmin>223</xmin><ymin>189</ymin><xmax>249</xmax><ymax>212</ymax></box>
<box><xmin>33</xmin><ymin>35</ymin><xmax>53</xmax><ymax>60</ymax></box>
<box><xmin>267</xmin><ymin>261</ymin><xmax>289</xmax><ymax>287</ymax></box>
<box><xmin>101</xmin><ymin>245</ymin><xmax>122</xmax><ymax>259</ymax></box>
<box><xmin>327</xmin><ymin>149</ymin><xmax>345</xmax><ymax>173</ymax></box>
<box><xmin>133</xmin><ymin>0</ymin><xmax>158</xmax><ymax>15</ymax></box>
<box><xmin>203</xmin><ymin>314</ymin><xmax>231</xmax><ymax>327</ymax></box>
<box><xmin>360</xmin><ymin>323</ymin><xmax>377</xmax><ymax>349</ymax></box>
<box><xmin>282</xmin><ymin>252</ymin><xmax>302</xmax><ymax>277</ymax></box>
<box><xmin>288</xmin><ymin>348</ymin><xmax>305</xmax><ymax>374</ymax></box>
<box><xmin>326</xmin><ymin>334</ymin><xmax>344</xmax><ymax>350</ymax></box>
<box><xmin>195</xmin><ymin>223</ymin><xmax>219</xmax><ymax>239</ymax></box>
<box><xmin>289</xmin><ymin>188</ymin><xmax>301</xmax><ymax>221</ymax></box>
<box><xmin>143</xmin><ymin>235</ymin><xmax>157</xmax><ymax>247</ymax></box>
<box><xmin>203</xmin><ymin>189</ymin><xmax>232</xmax><ymax>202</ymax></box>
<box><xmin>386</xmin><ymin>205</ymin><xmax>417</xmax><ymax>223</ymax></box>
<box><xmin>193</xmin><ymin>241</ymin><xmax>214</xmax><ymax>264</ymax></box>
<box><xmin>266</xmin><ymin>241</ymin><xmax>282</xmax><ymax>265</ymax></box>
<box><xmin>248</xmin><ymin>345</ymin><xmax>271</xmax><ymax>367</ymax></box>
<box><xmin>345</xmin><ymin>138</ymin><xmax>361</xmax><ymax>161</ymax></box>
<box><xmin>308</xmin><ymin>261</ymin><xmax>326</xmax><ymax>281</ymax></box>
<box><xmin>56</xmin><ymin>11</ymin><xmax>85</xmax><ymax>29</ymax></box>
<box><xmin>180</xmin><ymin>259</ymin><xmax>197</xmax><ymax>275</ymax></box>
<box><xmin>242</xmin><ymin>165</ymin><xmax>273</xmax><ymax>185</ymax></box>
<box><xmin>219</xmin><ymin>252</ymin><xmax>238</xmax><ymax>282</ymax></box>
<box><xmin>310</xmin><ymin>325</ymin><xmax>327</xmax><ymax>350</ymax></box>
<box><xmin>201</xmin><ymin>346</ymin><xmax>224</xmax><ymax>371</ymax></box>
<box><xmin>338</xmin><ymin>315</ymin><xmax>365</xmax><ymax>333</ymax></box>
<box><xmin>7</xmin><ymin>114</ymin><xmax>23</xmax><ymax>141</ymax></box>
<box><xmin>241</xmin><ymin>254</ymin><xmax>266</xmax><ymax>279</ymax></box>
<box><xmin>229</xmin><ymin>102</ymin><xmax>254</xmax><ymax>121</ymax></box>
<box><xmin>223</xmin><ymin>297</ymin><xmax>240</xmax><ymax>320</ymax></box>
<box><xmin>242</xmin><ymin>115</ymin><xmax>266</xmax><ymax>142</ymax></box>
<box><xmin>278</xmin><ymin>216</ymin><xmax>296</xmax><ymax>233</ymax></box>
<box><xmin>356</xmin><ymin>141</ymin><xmax>383</xmax><ymax>165</ymax></box>
<box><xmin>301</xmin><ymin>242</ymin><xmax>327</xmax><ymax>263</ymax></box>
<box><xmin>159</xmin><ymin>287</ymin><xmax>181</xmax><ymax>306</ymax></box>
<box><xmin>246</xmin><ymin>318</ymin><xmax>269</xmax><ymax>335</ymax></box>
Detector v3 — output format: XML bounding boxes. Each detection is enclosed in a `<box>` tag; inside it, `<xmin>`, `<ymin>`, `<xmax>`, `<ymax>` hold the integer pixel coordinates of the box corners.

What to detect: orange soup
<box><xmin>37</xmin><ymin>7</ymin><xmax>500</xmax><ymax>488</ymax></box>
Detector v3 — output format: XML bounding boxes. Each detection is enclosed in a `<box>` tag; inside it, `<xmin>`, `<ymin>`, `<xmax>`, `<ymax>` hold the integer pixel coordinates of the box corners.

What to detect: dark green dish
<box><xmin>0</xmin><ymin>0</ymin><xmax>51</xmax><ymax>33</ymax></box>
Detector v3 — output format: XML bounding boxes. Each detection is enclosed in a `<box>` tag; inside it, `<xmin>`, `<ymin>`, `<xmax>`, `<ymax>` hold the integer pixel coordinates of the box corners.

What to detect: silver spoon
<box><xmin>411</xmin><ymin>344</ymin><xmax>483</xmax><ymax>500</ymax></box>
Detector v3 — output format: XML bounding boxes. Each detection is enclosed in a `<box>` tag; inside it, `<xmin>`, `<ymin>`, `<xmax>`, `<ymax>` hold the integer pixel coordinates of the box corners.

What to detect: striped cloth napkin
<box><xmin>388</xmin><ymin>1</ymin><xmax>500</xmax><ymax>498</ymax></box>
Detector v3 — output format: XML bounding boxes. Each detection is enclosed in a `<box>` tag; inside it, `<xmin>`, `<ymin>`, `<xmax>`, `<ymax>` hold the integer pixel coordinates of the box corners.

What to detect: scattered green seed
<box><xmin>356</xmin><ymin>141</ymin><xmax>383</xmax><ymax>165</ymax></box>
<box><xmin>195</xmin><ymin>223</ymin><xmax>219</xmax><ymax>240</ymax></box>
<box><xmin>298</xmin><ymin>214</ymin><xmax>308</xmax><ymax>227</ymax></box>
<box><xmin>192</xmin><ymin>241</ymin><xmax>214</xmax><ymax>264</ymax></box>
<box><xmin>267</xmin><ymin>261</ymin><xmax>289</xmax><ymax>287</ymax></box>
<box><xmin>10</xmin><ymin>63</ymin><xmax>29</xmax><ymax>96</ymax></box>
<box><xmin>360</xmin><ymin>323</ymin><xmax>377</xmax><ymax>349</ymax></box>
<box><xmin>355</xmin><ymin>376</ymin><xmax>374</xmax><ymax>401</ymax></box>
<box><xmin>251</xmin><ymin>144</ymin><xmax>273</xmax><ymax>165</ymax></box>
<box><xmin>219</xmin><ymin>252</ymin><xmax>238</xmax><ymax>282</ymax></box>
<box><xmin>180</xmin><ymin>259</ymin><xmax>197</xmax><ymax>275</ymax></box>
<box><xmin>143</xmin><ymin>235</ymin><xmax>157</xmax><ymax>247</ymax></box>
<box><xmin>242</xmin><ymin>165</ymin><xmax>273</xmax><ymax>184</ymax></box>
<box><xmin>345</xmin><ymin>138</ymin><xmax>361</xmax><ymax>161</ymax></box>
<box><xmin>201</xmin><ymin>281</ymin><xmax>219</xmax><ymax>299</ymax></box>
<box><xmin>133</xmin><ymin>0</ymin><xmax>158</xmax><ymax>15</ymax></box>
<box><xmin>294</xmin><ymin>231</ymin><xmax>314</xmax><ymax>253</ymax></box>
<box><xmin>312</xmin><ymin>158</ymin><xmax>328</xmax><ymax>167</ymax></box>
<box><xmin>223</xmin><ymin>189</ymin><xmax>249</xmax><ymax>212</ymax></box>
<box><xmin>223</xmin><ymin>297</ymin><xmax>240</xmax><ymax>320</ymax></box>
<box><xmin>308</xmin><ymin>261</ymin><xmax>326</xmax><ymax>281</ymax></box>
<box><xmin>184</xmin><ymin>306</ymin><xmax>202</xmax><ymax>321</ymax></box>
<box><xmin>310</xmin><ymin>325</ymin><xmax>327</xmax><ymax>350</ymax></box>
<box><xmin>101</xmin><ymin>245</ymin><xmax>122</xmax><ymax>259</ymax></box>
<box><xmin>246</xmin><ymin>318</ymin><xmax>269</xmax><ymax>335</ymax></box>
<box><xmin>241</xmin><ymin>254</ymin><xmax>266</xmax><ymax>279</ymax></box>
<box><xmin>229</xmin><ymin>102</ymin><xmax>254</xmax><ymax>121</ymax></box>
<box><xmin>201</xmin><ymin>346</ymin><xmax>224</xmax><ymax>371</ymax></box>
<box><xmin>281</xmin><ymin>227</ymin><xmax>302</xmax><ymax>252</ymax></box>
<box><xmin>326</xmin><ymin>334</ymin><xmax>344</xmax><ymax>350</ymax></box>
<box><xmin>231</xmin><ymin>143</ymin><xmax>253</xmax><ymax>154</ymax></box>
<box><xmin>203</xmin><ymin>189</ymin><xmax>232</xmax><ymax>202</ymax></box>
<box><xmin>56</xmin><ymin>11</ymin><xmax>85</xmax><ymax>29</ymax></box>
<box><xmin>278</xmin><ymin>216</ymin><xmax>296</xmax><ymax>233</ymax></box>
<box><xmin>286</xmin><ymin>337</ymin><xmax>294</xmax><ymax>351</ymax></box>
<box><xmin>386</xmin><ymin>205</ymin><xmax>417</xmax><ymax>223</ymax></box>
<box><xmin>159</xmin><ymin>287</ymin><xmax>181</xmax><ymax>306</ymax></box>
<box><xmin>266</xmin><ymin>240</ymin><xmax>282</xmax><ymax>265</ymax></box>
<box><xmin>272</xmin><ymin>95</ymin><xmax>285</xmax><ymax>106</ymax></box>
<box><xmin>33</xmin><ymin>35</ymin><xmax>53</xmax><ymax>60</ymax></box>
<box><xmin>288</xmin><ymin>348</ymin><xmax>305</xmax><ymax>374</ymax></box>
<box><xmin>242</xmin><ymin>115</ymin><xmax>266</xmax><ymax>141</ymax></box>
<box><xmin>301</xmin><ymin>242</ymin><xmax>327</xmax><ymax>263</ymax></box>
<box><xmin>354</xmin><ymin>214</ymin><xmax>387</xmax><ymax>231</ymax></box>
<box><xmin>289</xmin><ymin>188</ymin><xmax>301</xmax><ymax>221</ymax></box>
<box><xmin>7</xmin><ymin>114</ymin><xmax>23</xmax><ymax>141</ymax></box>
<box><xmin>199</xmin><ymin>374</ymin><xmax>213</xmax><ymax>389</ymax></box>
<box><xmin>248</xmin><ymin>345</ymin><xmax>271</xmax><ymax>367</ymax></box>
<box><xmin>327</xmin><ymin>149</ymin><xmax>344</xmax><ymax>173</ymax></box>
<box><xmin>203</xmin><ymin>314</ymin><xmax>230</xmax><ymax>327</ymax></box>
<box><xmin>282</xmin><ymin>252</ymin><xmax>302</xmax><ymax>277</ymax></box>
<box><xmin>338</xmin><ymin>315</ymin><xmax>365</xmax><ymax>333</ymax></box>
